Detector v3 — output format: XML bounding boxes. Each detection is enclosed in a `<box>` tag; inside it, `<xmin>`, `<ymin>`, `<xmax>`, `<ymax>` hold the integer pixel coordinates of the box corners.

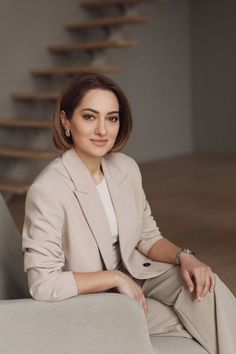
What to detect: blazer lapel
<box><xmin>61</xmin><ymin>149</ymin><xmax>114</xmax><ymax>270</ymax></box>
<box><xmin>61</xmin><ymin>149</ymin><xmax>138</xmax><ymax>270</ymax></box>
<box><xmin>101</xmin><ymin>156</ymin><xmax>140</xmax><ymax>261</ymax></box>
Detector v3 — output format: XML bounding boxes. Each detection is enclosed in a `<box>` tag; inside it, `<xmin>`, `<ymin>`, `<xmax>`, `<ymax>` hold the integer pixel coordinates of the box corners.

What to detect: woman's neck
<box><xmin>74</xmin><ymin>148</ymin><xmax>104</xmax><ymax>182</ymax></box>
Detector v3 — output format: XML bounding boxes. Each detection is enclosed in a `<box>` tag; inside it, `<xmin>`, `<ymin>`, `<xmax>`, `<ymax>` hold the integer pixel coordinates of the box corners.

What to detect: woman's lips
<box><xmin>90</xmin><ymin>139</ymin><xmax>108</xmax><ymax>146</ymax></box>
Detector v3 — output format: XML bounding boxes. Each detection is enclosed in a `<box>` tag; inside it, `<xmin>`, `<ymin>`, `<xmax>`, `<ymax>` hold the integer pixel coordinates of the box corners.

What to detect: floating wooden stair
<box><xmin>1</xmin><ymin>0</ymin><xmax>164</xmax><ymax>198</ymax></box>
<box><xmin>0</xmin><ymin>119</ymin><xmax>52</xmax><ymax>128</ymax></box>
<box><xmin>12</xmin><ymin>92</ymin><xmax>58</xmax><ymax>102</ymax></box>
<box><xmin>31</xmin><ymin>64</ymin><xmax>122</xmax><ymax>77</ymax></box>
<box><xmin>0</xmin><ymin>179</ymin><xmax>30</xmax><ymax>195</ymax></box>
<box><xmin>81</xmin><ymin>0</ymin><xmax>163</xmax><ymax>10</ymax></box>
<box><xmin>66</xmin><ymin>15</ymin><xmax>151</xmax><ymax>30</ymax></box>
<box><xmin>49</xmin><ymin>39</ymin><xmax>138</xmax><ymax>54</ymax></box>
<box><xmin>0</xmin><ymin>148</ymin><xmax>58</xmax><ymax>159</ymax></box>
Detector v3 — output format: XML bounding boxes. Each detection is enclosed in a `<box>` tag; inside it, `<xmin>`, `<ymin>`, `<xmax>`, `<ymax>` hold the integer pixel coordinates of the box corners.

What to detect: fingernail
<box><xmin>189</xmin><ymin>287</ymin><xmax>193</xmax><ymax>292</ymax></box>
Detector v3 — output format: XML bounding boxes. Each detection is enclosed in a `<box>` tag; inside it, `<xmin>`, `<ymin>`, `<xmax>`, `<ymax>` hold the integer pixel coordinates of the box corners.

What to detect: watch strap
<box><xmin>176</xmin><ymin>248</ymin><xmax>195</xmax><ymax>265</ymax></box>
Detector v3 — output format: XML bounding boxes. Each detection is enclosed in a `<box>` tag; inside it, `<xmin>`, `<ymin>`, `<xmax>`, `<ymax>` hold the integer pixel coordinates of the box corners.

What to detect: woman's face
<box><xmin>61</xmin><ymin>88</ymin><xmax>120</xmax><ymax>159</ymax></box>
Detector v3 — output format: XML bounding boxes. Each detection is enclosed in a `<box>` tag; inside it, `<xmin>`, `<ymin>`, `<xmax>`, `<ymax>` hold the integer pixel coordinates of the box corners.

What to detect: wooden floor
<box><xmin>8</xmin><ymin>152</ymin><xmax>236</xmax><ymax>295</ymax></box>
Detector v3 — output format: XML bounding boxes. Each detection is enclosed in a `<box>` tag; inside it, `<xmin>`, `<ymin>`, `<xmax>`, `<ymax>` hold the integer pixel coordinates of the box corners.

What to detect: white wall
<box><xmin>106</xmin><ymin>0</ymin><xmax>193</xmax><ymax>161</ymax></box>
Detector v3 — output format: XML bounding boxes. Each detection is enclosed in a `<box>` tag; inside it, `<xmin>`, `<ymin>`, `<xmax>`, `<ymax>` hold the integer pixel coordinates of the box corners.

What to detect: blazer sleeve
<box><xmin>22</xmin><ymin>184</ymin><xmax>78</xmax><ymax>301</ymax></box>
<box><xmin>129</xmin><ymin>158</ymin><xmax>163</xmax><ymax>255</ymax></box>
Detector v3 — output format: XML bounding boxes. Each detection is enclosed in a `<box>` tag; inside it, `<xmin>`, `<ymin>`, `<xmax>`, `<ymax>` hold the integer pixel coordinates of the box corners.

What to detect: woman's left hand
<box><xmin>179</xmin><ymin>254</ymin><xmax>216</xmax><ymax>301</ymax></box>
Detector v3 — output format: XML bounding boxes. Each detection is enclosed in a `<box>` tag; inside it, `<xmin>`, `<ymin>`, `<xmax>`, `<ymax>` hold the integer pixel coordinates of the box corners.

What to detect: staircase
<box><xmin>0</xmin><ymin>0</ymin><xmax>164</xmax><ymax>196</ymax></box>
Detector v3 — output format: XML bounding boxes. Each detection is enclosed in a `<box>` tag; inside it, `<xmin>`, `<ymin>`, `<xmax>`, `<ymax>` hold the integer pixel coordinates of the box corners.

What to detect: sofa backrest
<box><xmin>0</xmin><ymin>194</ymin><xmax>30</xmax><ymax>299</ymax></box>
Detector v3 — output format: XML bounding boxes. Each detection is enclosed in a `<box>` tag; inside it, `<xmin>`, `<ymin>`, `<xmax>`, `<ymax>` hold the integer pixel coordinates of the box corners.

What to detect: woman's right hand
<box><xmin>114</xmin><ymin>270</ymin><xmax>149</xmax><ymax>317</ymax></box>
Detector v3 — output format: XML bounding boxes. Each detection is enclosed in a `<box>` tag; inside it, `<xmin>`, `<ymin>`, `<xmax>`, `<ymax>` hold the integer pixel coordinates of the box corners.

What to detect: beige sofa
<box><xmin>0</xmin><ymin>194</ymin><xmax>208</xmax><ymax>354</ymax></box>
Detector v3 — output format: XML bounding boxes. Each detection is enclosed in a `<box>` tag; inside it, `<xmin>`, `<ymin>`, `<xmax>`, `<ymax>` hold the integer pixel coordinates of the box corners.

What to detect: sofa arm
<box><xmin>0</xmin><ymin>293</ymin><xmax>154</xmax><ymax>354</ymax></box>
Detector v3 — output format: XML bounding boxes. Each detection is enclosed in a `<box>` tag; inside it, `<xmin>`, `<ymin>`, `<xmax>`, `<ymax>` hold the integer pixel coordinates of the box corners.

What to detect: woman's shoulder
<box><xmin>105</xmin><ymin>151</ymin><xmax>142</xmax><ymax>179</ymax></box>
<box><xmin>106</xmin><ymin>151</ymin><xmax>138</xmax><ymax>167</ymax></box>
<box><xmin>27</xmin><ymin>155</ymin><xmax>71</xmax><ymax>197</ymax></box>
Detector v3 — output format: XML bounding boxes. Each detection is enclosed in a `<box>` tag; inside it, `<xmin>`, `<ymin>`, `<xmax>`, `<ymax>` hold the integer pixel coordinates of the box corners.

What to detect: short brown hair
<box><xmin>53</xmin><ymin>72</ymin><xmax>133</xmax><ymax>152</ymax></box>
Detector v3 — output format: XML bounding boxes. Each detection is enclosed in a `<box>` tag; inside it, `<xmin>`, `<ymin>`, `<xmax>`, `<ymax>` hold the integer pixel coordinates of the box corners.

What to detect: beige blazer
<box><xmin>22</xmin><ymin>149</ymin><xmax>173</xmax><ymax>301</ymax></box>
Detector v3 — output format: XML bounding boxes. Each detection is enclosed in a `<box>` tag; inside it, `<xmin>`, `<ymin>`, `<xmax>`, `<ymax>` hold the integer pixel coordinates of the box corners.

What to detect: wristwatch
<box><xmin>176</xmin><ymin>248</ymin><xmax>195</xmax><ymax>265</ymax></box>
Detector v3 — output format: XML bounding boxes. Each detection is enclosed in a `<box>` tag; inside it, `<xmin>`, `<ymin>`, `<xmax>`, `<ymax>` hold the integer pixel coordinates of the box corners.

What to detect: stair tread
<box><xmin>0</xmin><ymin>179</ymin><xmax>30</xmax><ymax>194</ymax></box>
<box><xmin>49</xmin><ymin>39</ymin><xmax>138</xmax><ymax>53</ymax></box>
<box><xmin>0</xmin><ymin>118</ymin><xmax>52</xmax><ymax>128</ymax></box>
<box><xmin>66</xmin><ymin>15</ymin><xmax>151</xmax><ymax>30</ymax></box>
<box><xmin>81</xmin><ymin>0</ymin><xmax>162</xmax><ymax>9</ymax></box>
<box><xmin>12</xmin><ymin>92</ymin><xmax>58</xmax><ymax>101</ymax></box>
<box><xmin>31</xmin><ymin>64</ymin><xmax>122</xmax><ymax>77</ymax></box>
<box><xmin>0</xmin><ymin>147</ymin><xmax>58</xmax><ymax>159</ymax></box>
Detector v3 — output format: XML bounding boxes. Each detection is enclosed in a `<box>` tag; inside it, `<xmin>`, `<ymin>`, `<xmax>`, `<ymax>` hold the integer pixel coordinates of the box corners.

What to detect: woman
<box><xmin>22</xmin><ymin>72</ymin><xmax>236</xmax><ymax>354</ymax></box>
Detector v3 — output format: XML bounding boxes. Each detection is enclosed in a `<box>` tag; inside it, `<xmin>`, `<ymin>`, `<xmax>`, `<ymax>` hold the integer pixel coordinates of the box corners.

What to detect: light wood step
<box><xmin>12</xmin><ymin>92</ymin><xmax>58</xmax><ymax>102</ymax></box>
<box><xmin>49</xmin><ymin>39</ymin><xmax>138</xmax><ymax>54</ymax></box>
<box><xmin>0</xmin><ymin>180</ymin><xmax>30</xmax><ymax>195</ymax></box>
<box><xmin>0</xmin><ymin>148</ymin><xmax>58</xmax><ymax>159</ymax></box>
<box><xmin>31</xmin><ymin>64</ymin><xmax>122</xmax><ymax>77</ymax></box>
<box><xmin>66</xmin><ymin>15</ymin><xmax>151</xmax><ymax>30</ymax></box>
<box><xmin>0</xmin><ymin>119</ymin><xmax>52</xmax><ymax>128</ymax></box>
<box><xmin>81</xmin><ymin>0</ymin><xmax>163</xmax><ymax>10</ymax></box>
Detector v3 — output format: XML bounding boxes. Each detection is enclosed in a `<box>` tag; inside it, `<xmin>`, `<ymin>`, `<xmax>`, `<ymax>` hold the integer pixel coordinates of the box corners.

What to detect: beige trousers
<box><xmin>119</xmin><ymin>264</ymin><xmax>236</xmax><ymax>354</ymax></box>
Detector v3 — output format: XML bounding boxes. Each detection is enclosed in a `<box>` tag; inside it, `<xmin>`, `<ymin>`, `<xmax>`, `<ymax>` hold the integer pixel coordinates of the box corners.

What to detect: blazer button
<box><xmin>143</xmin><ymin>262</ymin><xmax>151</xmax><ymax>267</ymax></box>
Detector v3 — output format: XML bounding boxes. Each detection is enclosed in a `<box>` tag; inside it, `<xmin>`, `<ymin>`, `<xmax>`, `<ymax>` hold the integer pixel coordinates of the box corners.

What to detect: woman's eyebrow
<box><xmin>81</xmin><ymin>108</ymin><xmax>119</xmax><ymax>115</ymax></box>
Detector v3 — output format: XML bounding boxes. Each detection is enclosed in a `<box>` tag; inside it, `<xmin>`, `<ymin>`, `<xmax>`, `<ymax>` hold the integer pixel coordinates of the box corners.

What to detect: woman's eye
<box><xmin>109</xmin><ymin>116</ymin><xmax>119</xmax><ymax>122</ymax></box>
<box><xmin>83</xmin><ymin>114</ymin><xmax>94</xmax><ymax>120</ymax></box>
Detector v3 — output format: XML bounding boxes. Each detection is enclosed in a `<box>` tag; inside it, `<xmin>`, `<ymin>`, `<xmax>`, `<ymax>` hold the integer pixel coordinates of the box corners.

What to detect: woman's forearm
<box><xmin>73</xmin><ymin>269</ymin><xmax>149</xmax><ymax>316</ymax></box>
<box><xmin>73</xmin><ymin>270</ymin><xmax>120</xmax><ymax>295</ymax></box>
<box><xmin>73</xmin><ymin>238</ymin><xmax>182</xmax><ymax>295</ymax></box>
<box><xmin>147</xmin><ymin>237</ymin><xmax>181</xmax><ymax>264</ymax></box>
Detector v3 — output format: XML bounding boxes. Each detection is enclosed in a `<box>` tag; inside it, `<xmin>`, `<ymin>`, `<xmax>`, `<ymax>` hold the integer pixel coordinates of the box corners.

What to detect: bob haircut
<box><xmin>53</xmin><ymin>72</ymin><xmax>133</xmax><ymax>152</ymax></box>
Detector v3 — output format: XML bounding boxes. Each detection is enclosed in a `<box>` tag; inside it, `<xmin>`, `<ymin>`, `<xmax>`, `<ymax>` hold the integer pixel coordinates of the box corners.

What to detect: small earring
<box><xmin>65</xmin><ymin>129</ymin><xmax>70</xmax><ymax>137</ymax></box>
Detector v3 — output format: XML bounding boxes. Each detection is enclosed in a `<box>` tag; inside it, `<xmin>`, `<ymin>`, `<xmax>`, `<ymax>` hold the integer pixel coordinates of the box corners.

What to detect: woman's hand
<box><xmin>179</xmin><ymin>254</ymin><xmax>216</xmax><ymax>301</ymax></box>
<box><xmin>114</xmin><ymin>270</ymin><xmax>149</xmax><ymax>317</ymax></box>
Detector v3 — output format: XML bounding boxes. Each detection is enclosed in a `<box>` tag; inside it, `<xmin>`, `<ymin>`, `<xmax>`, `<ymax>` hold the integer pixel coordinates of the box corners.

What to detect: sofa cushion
<box><xmin>0</xmin><ymin>194</ymin><xmax>30</xmax><ymax>299</ymax></box>
<box><xmin>0</xmin><ymin>294</ymin><xmax>154</xmax><ymax>354</ymax></box>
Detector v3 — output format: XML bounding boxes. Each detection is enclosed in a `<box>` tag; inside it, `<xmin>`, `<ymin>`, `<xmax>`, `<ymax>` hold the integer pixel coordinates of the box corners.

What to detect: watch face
<box><xmin>183</xmin><ymin>248</ymin><xmax>193</xmax><ymax>254</ymax></box>
<box><xmin>176</xmin><ymin>248</ymin><xmax>195</xmax><ymax>265</ymax></box>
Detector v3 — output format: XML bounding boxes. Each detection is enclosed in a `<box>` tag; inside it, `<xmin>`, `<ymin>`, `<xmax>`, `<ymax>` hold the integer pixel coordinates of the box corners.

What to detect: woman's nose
<box><xmin>95</xmin><ymin>120</ymin><xmax>107</xmax><ymax>135</ymax></box>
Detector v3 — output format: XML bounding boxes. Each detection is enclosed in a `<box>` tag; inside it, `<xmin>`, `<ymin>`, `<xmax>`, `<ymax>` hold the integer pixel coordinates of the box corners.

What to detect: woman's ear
<box><xmin>60</xmin><ymin>110</ymin><xmax>70</xmax><ymax>130</ymax></box>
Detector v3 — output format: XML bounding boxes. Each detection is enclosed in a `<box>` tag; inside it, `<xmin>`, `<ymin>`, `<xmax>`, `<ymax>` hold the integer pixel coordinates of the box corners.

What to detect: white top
<box><xmin>96</xmin><ymin>176</ymin><xmax>121</xmax><ymax>269</ymax></box>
